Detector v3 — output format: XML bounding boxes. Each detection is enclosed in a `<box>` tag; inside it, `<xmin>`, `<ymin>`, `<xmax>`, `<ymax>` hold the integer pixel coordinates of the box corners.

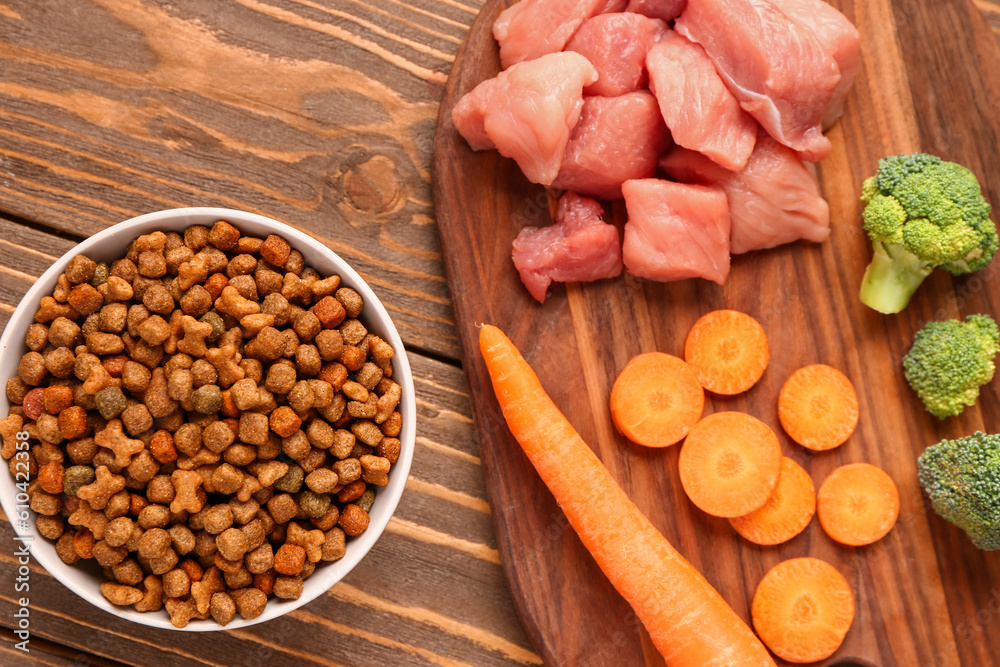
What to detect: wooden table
<box><xmin>0</xmin><ymin>2</ymin><xmax>998</xmax><ymax>666</ymax></box>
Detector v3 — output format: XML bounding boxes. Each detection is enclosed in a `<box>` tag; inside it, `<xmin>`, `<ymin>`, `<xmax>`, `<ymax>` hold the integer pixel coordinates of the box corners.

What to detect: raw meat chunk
<box><xmin>552</xmin><ymin>91</ymin><xmax>670</xmax><ymax>200</ymax></box>
<box><xmin>621</xmin><ymin>179</ymin><xmax>731</xmax><ymax>284</ymax></box>
<box><xmin>767</xmin><ymin>0</ymin><xmax>860</xmax><ymax>129</ymax></box>
<box><xmin>493</xmin><ymin>0</ymin><xmax>628</xmax><ymax>69</ymax></box>
<box><xmin>675</xmin><ymin>0</ymin><xmax>841</xmax><ymax>161</ymax></box>
<box><xmin>660</xmin><ymin>137</ymin><xmax>830</xmax><ymax>253</ymax></box>
<box><xmin>452</xmin><ymin>52</ymin><xmax>598</xmax><ymax>185</ymax></box>
<box><xmin>646</xmin><ymin>31</ymin><xmax>757</xmax><ymax>171</ymax></box>
<box><xmin>627</xmin><ymin>0</ymin><xmax>687</xmax><ymax>22</ymax></box>
<box><xmin>512</xmin><ymin>192</ymin><xmax>623</xmax><ymax>302</ymax></box>
<box><xmin>565</xmin><ymin>13</ymin><xmax>668</xmax><ymax>97</ymax></box>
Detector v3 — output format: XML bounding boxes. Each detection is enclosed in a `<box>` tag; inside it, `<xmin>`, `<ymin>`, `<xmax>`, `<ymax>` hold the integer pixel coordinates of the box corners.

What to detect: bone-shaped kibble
<box><xmin>76</xmin><ymin>465</ymin><xmax>126</xmax><ymax>511</ymax></box>
<box><xmin>286</xmin><ymin>522</ymin><xmax>325</xmax><ymax>563</ymax></box>
<box><xmin>205</xmin><ymin>344</ymin><xmax>245</xmax><ymax>388</ymax></box>
<box><xmin>67</xmin><ymin>499</ymin><xmax>109</xmax><ymax>540</ymax></box>
<box><xmin>94</xmin><ymin>419</ymin><xmax>145</xmax><ymax>467</ymax></box>
<box><xmin>170</xmin><ymin>469</ymin><xmax>206</xmax><ymax>515</ymax></box>
<box><xmin>177</xmin><ymin>315</ymin><xmax>214</xmax><ymax>357</ymax></box>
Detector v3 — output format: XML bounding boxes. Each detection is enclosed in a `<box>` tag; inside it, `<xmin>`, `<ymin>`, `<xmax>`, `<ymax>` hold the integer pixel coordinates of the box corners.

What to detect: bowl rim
<box><xmin>0</xmin><ymin>207</ymin><xmax>416</xmax><ymax>631</ymax></box>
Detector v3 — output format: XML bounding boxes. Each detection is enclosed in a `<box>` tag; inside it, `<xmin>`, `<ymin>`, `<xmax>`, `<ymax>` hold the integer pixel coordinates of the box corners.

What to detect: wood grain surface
<box><xmin>434</xmin><ymin>1</ymin><xmax>1000</xmax><ymax>666</ymax></box>
<box><xmin>0</xmin><ymin>0</ymin><xmax>1000</xmax><ymax>665</ymax></box>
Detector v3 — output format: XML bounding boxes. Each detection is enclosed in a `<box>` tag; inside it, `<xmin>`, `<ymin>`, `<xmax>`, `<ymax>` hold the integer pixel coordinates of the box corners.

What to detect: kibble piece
<box><xmin>36</xmin><ymin>514</ymin><xmax>65</xmax><ymax>540</ymax></box>
<box><xmin>209</xmin><ymin>220</ymin><xmax>241</xmax><ymax>251</ymax></box>
<box><xmin>273</xmin><ymin>575</ymin><xmax>304</xmax><ymax>600</ymax></box>
<box><xmin>210</xmin><ymin>592</ymin><xmax>236</xmax><ymax>626</ymax></box>
<box><xmin>335</xmin><ymin>287</ymin><xmax>364</xmax><ymax>318</ymax></box>
<box><xmin>142</xmin><ymin>283</ymin><xmax>175</xmax><ymax>315</ymax></box>
<box><xmin>100</xmin><ymin>582</ymin><xmax>143</xmax><ymax>607</ymax></box>
<box><xmin>235</xmin><ymin>587</ymin><xmax>267</xmax><ymax>620</ymax></box>
<box><xmin>202</xmin><ymin>504</ymin><xmax>234</xmax><ymax>534</ymax></box>
<box><xmin>273</xmin><ymin>543</ymin><xmax>306</xmax><ymax>576</ymax></box>
<box><xmin>191</xmin><ymin>384</ymin><xmax>222</xmax><ymax>415</ymax></box>
<box><xmin>260</xmin><ymin>234</ymin><xmax>291</xmax><ymax>267</ymax></box>
<box><xmin>138</xmin><ymin>504</ymin><xmax>172</xmax><ymax>529</ymax></box>
<box><xmin>165</xmin><ymin>597</ymin><xmax>198</xmax><ymax>629</ymax></box>
<box><xmin>215</xmin><ymin>527</ymin><xmax>249</xmax><ymax>562</ymax></box>
<box><xmin>112</xmin><ymin>558</ymin><xmax>144</xmax><ymax>586</ymax></box>
<box><xmin>120</xmin><ymin>403</ymin><xmax>153</xmax><ymax>436</ymax></box>
<box><xmin>340</xmin><ymin>345</ymin><xmax>365</xmax><ymax>372</ymax></box>
<box><xmin>162</xmin><ymin>568</ymin><xmax>192</xmax><ymax>598</ymax></box>
<box><xmin>338</xmin><ymin>504</ymin><xmax>370</xmax><ymax>536</ymax></box>
<box><xmin>68</xmin><ymin>283</ymin><xmax>104</xmax><ymax>316</ymax></box>
<box><xmin>93</xmin><ymin>539</ymin><xmax>128</xmax><ymax>567</ymax></box>
<box><xmin>66</xmin><ymin>254</ymin><xmax>98</xmax><ymax>284</ymax></box>
<box><xmin>138</xmin><ymin>527</ymin><xmax>172</xmax><ymax>559</ymax></box>
<box><xmin>311</xmin><ymin>296</ymin><xmax>346</xmax><ymax>329</ymax></box>
<box><xmin>266</xmin><ymin>493</ymin><xmax>298</xmax><ymax>524</ymax></box>
<box><xmin>168</xmin><ymin>525</ymin><xmax>197</xmax><ymax>556</ymax></box>
<box><xmin>274</xmin><ymin>464</ymin><xmax>305</xmax><ymax>493</ymax></box>
<box><xmin>44</xmin><ymin>347</ymin><xmax>76</xmax><ymax>379</ymax></box>
<box><xmin>239</xmin><ymin>412</ymin><xmax>269</xmax><ymax>446</ymax></box>
<box><xmin>211</xmin><ymin>463</ymin><xmax>243</xmax><ymax>495</ymax></box>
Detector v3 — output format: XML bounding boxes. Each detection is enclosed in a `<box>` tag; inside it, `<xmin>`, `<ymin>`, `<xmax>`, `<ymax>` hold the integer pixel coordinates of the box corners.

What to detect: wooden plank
<box><xmin>433</xmin><ymin>0</ymin><xmax>1000</xmax><ymax>665</ymax></box>
<box><xmin>0</xmin><ymin>629</ymin><xmax>130</xmax><ymax>667</ymax></box>
<box><xmin>0</xmin><ymin>0</ymin><xmax>478</xmax><ymax>359</ymax></box>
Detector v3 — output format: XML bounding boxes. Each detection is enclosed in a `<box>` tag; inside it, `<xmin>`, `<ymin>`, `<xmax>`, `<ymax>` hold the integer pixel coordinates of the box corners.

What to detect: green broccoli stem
<box><xmin>859</xmin><ymin>241</ymin><xmax>934</xmax><ymax>314</ymax></box>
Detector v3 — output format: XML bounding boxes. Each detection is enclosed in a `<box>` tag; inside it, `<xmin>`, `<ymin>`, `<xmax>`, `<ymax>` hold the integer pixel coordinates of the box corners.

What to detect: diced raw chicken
<box><xmin>493</xmin><ymin>0</ymin><xmax>628</xmax><ymax>69</ymax></box>
<box><xmin>767</xmin><ymin>0</ymin><xmax>860</xmax><ymax>129</ymax></box>
<box><xmin>552</xmin><ymin>91</ymin><xmax>670</xmax><ymax>200</ymax></box>
<box><xmin>451</xmin><ymin>52</ymin><xmax>598</xmax><ymax>186</ymax></box>
<box><xmin>512</xmin><ymin>192</ymin><xmax>623</xmax><ymax>302</ymax></box>
<box><xmin>627</xmin><ymin>0</ymin><xmax>687</xmax><ymax>22</ymax></box>
<box><xmin>565</xmin><ymin>13</ymin><xmax>668</xmax><ymax>97</ymax></box>
<box><xmin>659</xmin><ymin>137</ymin><xmax>830</xmax><ymax>253</ymax></box>
<box><xmin>646</xmin><ymin>31</ymin><xmax>757</xmax><ymax>171</ymax></box>
<box><xmin>675</xmin><ymin>0</ymin><xmax>842</xmax><ymax>161</ymax></box>
<box><xmin>621</xmin><ymin>179</ymin><xmax>731</xmax><ymax>284</ymax></box>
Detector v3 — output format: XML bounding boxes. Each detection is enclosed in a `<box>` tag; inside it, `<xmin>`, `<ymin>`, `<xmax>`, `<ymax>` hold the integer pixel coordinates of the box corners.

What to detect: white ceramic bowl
<box><xmin>0</xmin><ymin>207</ymin><xmax>415</xmax><ymax>630</ymax></box>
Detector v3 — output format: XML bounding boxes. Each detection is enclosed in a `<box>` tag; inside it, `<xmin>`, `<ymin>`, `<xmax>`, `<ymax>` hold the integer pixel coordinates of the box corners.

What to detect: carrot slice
<box><xmin>684</xmin><ymin>310</ymin><xmax>769</xmax><ymax>394</ymax></box>
<box><xmin>751</xmin><ymin>557</ymin><xmax>855</xmax><ymax>663</ymax></box>
<box><xmin>479</xmin><ymin>325</ymin><xmax>775</xmax><ymax>667</ymax></box>
<box><xmin>730</xmin><ymin>457</ymin><xmax>816</xmax><ymax>545</ymax></box>
<box><xmin>678</xmin><ymin>412</ymin><xmax>782</xmax><ymax>518</ymax></box>
<box><xmin>817</xmin><ymin>463</ymin><xmax>899</xmax><ymax>546</ymax></box>
<box><xmin>610</xmin><ymin>352</ymin><xmax>704</xmax><ymax>448</ymax></box>
<box><xmin>778</xmin><ymin>364</ymin><xmax>859</xmax><ymax>451</ymax></box>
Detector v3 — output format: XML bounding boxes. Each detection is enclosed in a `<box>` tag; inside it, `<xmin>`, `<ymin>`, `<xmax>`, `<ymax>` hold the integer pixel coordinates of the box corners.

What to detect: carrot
<box><xmin>751</xmin><ymin>557</ymin><xmax>855</xmax><ymax>663</ymax></box>
<box><xmin>684</xmin><ymin>310</ymin><xmax>769</xmax><ymax>394</ymax></box>
<box><xmin>817</xmin><ymin>463</ymin><xmax>899</xmax><ymax>546</ymax></box>
<box><xmin>610</xmin><ymin>352</ymin><xmax>704</xmax><ymax>448</ymax></box>
<box><xmin>678</xmin><ymin>412</ymin><xmax>783</xmax><ymax>518</ymax></box>
<box><xmin>729</xmin><ymin>457</ymin><xmax>816</xmax><ymax>545</ymax></box>
<box><xmin>479</xmin><ymin>325</ymin><xmax>775</xmax><ymax>667</ymax></box>
<box><xmin>778</xmin><ymin>364</ymin><xmax>859</xmax><ymax>451</ymax></box>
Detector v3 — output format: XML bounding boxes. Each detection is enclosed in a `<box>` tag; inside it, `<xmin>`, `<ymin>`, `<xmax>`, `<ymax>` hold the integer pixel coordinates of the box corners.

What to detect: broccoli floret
<box><xmin>859</xmin><ymin>153</ymin><xmax>997</xmax><ymax>313</ymax></box>
<box><xmin>903</xmin><ymin>314</ymin><xmax>999</xmax><ymax>418</ymax></box>
<box><xmin>918</xmin><ymin>432</ymin><xmax>1000</xmax><ymax>550</ymax></box>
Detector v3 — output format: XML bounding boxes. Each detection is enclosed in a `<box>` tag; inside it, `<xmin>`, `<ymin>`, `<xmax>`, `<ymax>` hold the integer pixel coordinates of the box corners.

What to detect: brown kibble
<box><xmin>142</xmin><ymin>283</ymin><xmax>175</xmax><ymax>315</ymax></box>
<box><xmin>94</xmin><ymin>420</ymin><xmax>144</xmax><ymax>467</ymax></box>
<box><xmin>138</xmin><ymin>527</ymin><xmax>172</xmax><ymax>559</ymax></box>
<box><xmin>338</xmin><ymin>504</ymin><xmax>370</xmax><ymax>536</ymax></box>
<box><xmin>49</xmin><ymin>317</ymin><xmax>82</xmax><ymax>349</ymax></box>
<box><xmin>165</xmin><ymin>597</ymin><xmax>198</xmax><ymax>628</ymax></box>
<box><xmin>339</xmin><ymin>319</ymin><xmax>367</xmax><ymax>347</ymax></box>
<box><xmin>239</xmin><ymin>412</ymin><xmax>269</xmax><ymax>446</ymax></box>
<box><xmin>149</xmin><ymin>430</ymin><xmax>178</xmax><ymax>464</ymax></box>
<box><xmin>41</xmin><ymin>385</ymin><xmax>73</xmax><ymax>415</ymax></box>
<box><xmin>340</xmin><ymin>345</ymin><xmax>365</xmax><ymax>372</ymax></box>
<box><xmin>376</xmin><ymin>437</ymin><xmax>401</xmax><ymax>465</ymax></box>
<box><xmin>138</xmin><ymin>251</ymin><xmax>167</xmax><ymax>278</ymax></box>
<box><xmin>273</xmin><ymin>543</ymin><xmax>306</xmax><ymax>575</ymax></box>
<box><xmin>98</xmin><ymin>303</ymin><xmax>129</xmax><ymax>333</ymax></box>
<box><xmin>100</xmin><ymin>276</ymin><xmax>134</xmax><ymax>302</ymax></box>
<box><xmin>260</xmin><ymin>234</ymin><xmax>291</xmax><ymax>267</ymax></box>
<box><xmin>179</xmin><ymin>284</ymin><xmax>213</xmax><ymax>318</ymax></box>
<box><xmin>351</xmin><ymin>420</ymin><xmax>383</xmax><ymax>447</ymax></box>
<box><xmin>266</xmin><ymin>493</ymin><xmax>298</xmax><ymax>524</ymax></box>
<box><xmin>216</xmin><ymin>527</ymin><xmax>249</xmax><ymax>561</ymax></box>
<box><xmin>177</xmin><ymin>315</ymin><xmax>213</xmax><ymax>357</ymax></box>
<box><xmin>215</xmin><ymin>285</ymin><xmax>260</xmax><ymax>319</ymax></box>
<box><xmin>35</xmin><ymin>296</ymin><xmax>78</xmax><ymax>324</ymax></box>
<box><xmin>162</xmin><ymin>568</ymin><xmax>192</xmax><ymax>598</ymax></box>
<box><xmin>19</xmin><ymin>351</ymin><xmax>49</xmax><ymax>386</ymax></box>
<box><xmin>202</xmin><ymin>504</ymin><xmax>234</xmax><ymax>535</ymax></box>
<box><xmin>235</xmin><ymin>587</ymin><xmax>268</xmax><ymax>620</ymax></box>
<box><xmin>292</xmin><ymin>311</ymin><xmax>321</xmax><ymax>342</ymax></box>
<box><xmin>66</xmin><ymin>254</ymin><xmax>98</xmax><ymax>284</ymax></box>
<box><xmin>273</xmin><ymin>575</ymin><xmax>304</xmax><ymax>600</ymax></box>
<box><xmin>112</xmin><ymin>558</ymin><xmax>143</xmax><ymax>586</ymax></box>
<box><xmin>205</xmin><ymin>344</ymin><xmax>245</xmax><ymax>388</ymax></box>
<box><xmin>57</xmin><ymin>532</ymin><xmax>81</xmax><ymax>564</ymax></box>
<box><xmin>134</xmin><ymin>575</ymin><xmax>164</xmax><ymax>613</ymax></box>
<box><xmin>76</xmin><ymin>465</ymin><xmax>126</xmax><ymax>510</ymax></box>
<box><xmin>209</xmin><ymin>220</ymin><xmax>241</xmax><ymax>251</ymax></box>
<box><xmin>137</xmin><ymin>314</ymin><xmax>170</xmax><ymax>346</ymax></box>
<box><xmin>170</xmin><ymin>469</ymin><xmax>206</xmax><ymax>515</ymax></box>
<box><xmin>210</xmin><ymin>592</ymin><xmax>236</xmax><ymax>626</ymax></box>
<box><xmin>211</xmin><ymin>463</ymin><xmax>243</xmax><ymax>495</ymax></box>
<box><xmin>68</xmin><ymin>283</ymin><xmax>104</xmax><ymax>316</ymax></box>
<box><xmin>100</xmin><ymin>582</ymin><xmax>143</xmax><ymax>607</ymax></box>
<box><xmin>93</xmin><ymin>539</ymin><xmax>128</xmax><ymax>567</ymax></box>
<box><xmin>311</xmin><ymin>296</ymin><xmax>346</xmax><ymax>329</ymax></box>
<box><xmin>43</xmin><ymin>346</ymin><xmax>76</xmax><ymax>379</ymax></box>
<box><xmin>120</xmin><ymin>403</ymin><xmax>153</xmax><ymax>436</ymax></box>
<box><xmin>104</xmin><ymin>516</ymin><xmax>136</xmax><ymax>547</ymax></box>
<box><xmin>25</xmin><ymin>323</ymin><xmax>48</xmax><ymax>351</ymax></box>
<box><xmin>38</xmin><ymin>461</ymin><xmax>65</xmax><ymax>494</ymax></box>
<box><xmin>268</xmin><ymin>406</ymin><xmax>302</xmax><ymax>439</ymax></box>
<box><xmin>36</xmin><ymin>513</ymin><xmax>65</xmax><ymax>540</ymax></box>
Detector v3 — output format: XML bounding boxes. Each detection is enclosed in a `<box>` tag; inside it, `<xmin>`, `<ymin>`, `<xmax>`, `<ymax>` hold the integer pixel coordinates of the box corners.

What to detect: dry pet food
<box><xmin>2</xmin><ymin>221</ymin><xmax>403</xmax><ymax>627</ymax></box>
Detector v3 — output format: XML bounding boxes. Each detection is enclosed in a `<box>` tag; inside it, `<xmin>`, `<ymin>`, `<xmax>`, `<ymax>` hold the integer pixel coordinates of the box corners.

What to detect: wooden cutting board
<box><xmin>432</xmin><ymin>1</ymin><xmax>1000</xmax><ymax>665</ymax></box>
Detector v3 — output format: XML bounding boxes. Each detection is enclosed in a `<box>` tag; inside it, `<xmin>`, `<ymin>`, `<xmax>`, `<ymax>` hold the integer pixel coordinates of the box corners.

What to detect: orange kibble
<box><xmin>269</xmin><ymin>406</ymin><xmax>302</xmax><ymax>438</ymax></box>
<box><xmin>42</xmin><ymin>386</ymin><xmax>74</xmax><ymax>415</ymax></box>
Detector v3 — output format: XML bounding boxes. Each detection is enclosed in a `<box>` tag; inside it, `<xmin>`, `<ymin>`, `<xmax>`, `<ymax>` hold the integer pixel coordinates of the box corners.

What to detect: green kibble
<box><xmin>296</xmin><ymin>490</ymin><xmax>330</xmax><ymax>518</ymax></box>
<box><xmin>191</xmin><ymin>384</ymin><xmax>222</xmax><ymax>414</ymax></box>
<box><xmin>91</xmin><ymin>263</ymin><xmax>110</xmax><ymax>287</ymax></box>
<box><xmin>94</xmin><ymin>387</ymin><xmax>128</xmax><ymax>419</ymax></box>
<box><xmin>200</xmin><ymin>312</ymin><xmax>225</xmax><ymax>343</ymax></box>
<box><xmin>274</xmin><ymin>464</ymin><xmax>304</xmax><ymax>493</ymax></box>
<box><xmin>356</xmin><ymin>488</ymin><xmax>375</xmax><ymax>513</ymax></box>
<box><xmin>64</xmin><ymin>466</ymin><xmax>97</xmax><ymax>496</ymax></box>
